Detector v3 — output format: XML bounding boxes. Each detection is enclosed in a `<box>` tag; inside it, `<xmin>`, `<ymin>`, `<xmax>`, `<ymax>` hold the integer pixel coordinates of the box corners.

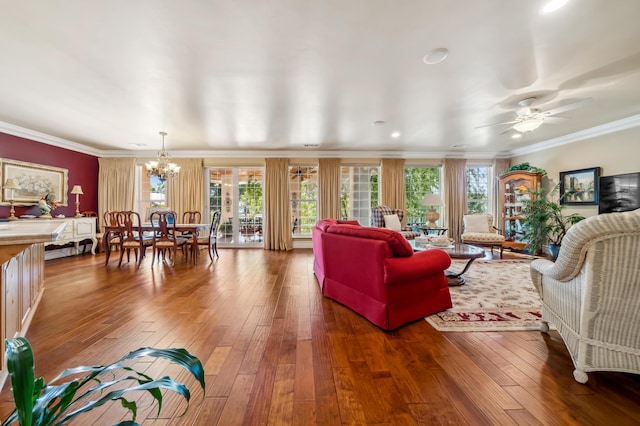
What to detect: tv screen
<box><xmin>598</xmin><ymin>172</ymin><xmax>640</xmax><ymax>214</ymax></box>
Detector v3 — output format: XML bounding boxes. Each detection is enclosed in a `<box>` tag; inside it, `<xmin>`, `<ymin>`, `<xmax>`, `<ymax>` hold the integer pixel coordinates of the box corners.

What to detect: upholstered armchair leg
<box><xmin>573</xmin><ymin>369</ymin><xmax>588</xmax><ymax>384</ymax></box>
<box><xmin>540</xmin><ymin>321</ymin><xmax>550</xmax><ymax>333</ymax></box>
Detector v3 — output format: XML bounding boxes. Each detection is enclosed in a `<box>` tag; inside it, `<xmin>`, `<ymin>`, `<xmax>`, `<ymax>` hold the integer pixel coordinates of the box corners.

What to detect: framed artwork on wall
<box><xmin>1</xmin><ymin>158</ymin><xmax>69</xmax><ymax>206</ymax></box>
<box><xmin>559</xmin><ymin>167</ymin><xmax>600</xmax><ymax>205</ymax></box>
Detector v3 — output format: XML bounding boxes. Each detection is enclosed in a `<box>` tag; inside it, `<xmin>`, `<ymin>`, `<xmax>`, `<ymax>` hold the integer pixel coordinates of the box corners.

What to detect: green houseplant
<box><xmin>2</xmin><ymin>337</ymin><xmax>205</xmax><ymax>426</ymax></box>
<box><xmin>521</xmin><ymin>186</ymin><xmax>585</xmax><ymax>259</ymax></box>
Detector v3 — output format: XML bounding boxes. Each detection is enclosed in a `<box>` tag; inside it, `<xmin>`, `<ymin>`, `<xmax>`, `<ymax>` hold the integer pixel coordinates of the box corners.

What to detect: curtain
<box><xmin>98</xmin><ymin>158</ymin><xmax>136</xmax><ymax>227</ymax></box>
<box><xmin>493</xmin><ymin>158</ymin><xmax>511</xmax><ymax>227</ymax></box>
<box><xmin>318</xmin><ymin>158</ymin><xmax>341</xmax><ymax>219</ymax></box>
<box><xmin>381</xmin><ymin>159</ymin><xmax>406</xmax><ymax>225</ymax></box>
<box><xmin>444</xmin><ymin>158</ymin><xmax>467</xmax><ymax>241</ymax></box>
<box><xmin>264</xmin><ymin>158</ymin><xmax>292</xmax><ymax>250</ymax></box>
<box><xmin>166</xmin><ymin>158</ymin><xmax>204</xmax><ymax>221</ymax></box>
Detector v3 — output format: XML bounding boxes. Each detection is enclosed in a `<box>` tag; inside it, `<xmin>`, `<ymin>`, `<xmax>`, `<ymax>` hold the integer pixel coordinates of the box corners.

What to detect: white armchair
<box><xmin>530</xmin><ymin>208</ymin><xmax>640</xmax><ymax>383</ymax></box>
<box><xmin>461</xmin><ymin>214</ymin><xmax>505</xmax><ymax>258</ymax></box>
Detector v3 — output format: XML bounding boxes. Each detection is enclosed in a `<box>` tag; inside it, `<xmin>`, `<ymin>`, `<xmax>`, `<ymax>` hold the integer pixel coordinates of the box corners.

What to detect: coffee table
<box><xmin>411</xmin><ymin>241</ymin><xmax>485</xmax><ymax>286</ymax></box>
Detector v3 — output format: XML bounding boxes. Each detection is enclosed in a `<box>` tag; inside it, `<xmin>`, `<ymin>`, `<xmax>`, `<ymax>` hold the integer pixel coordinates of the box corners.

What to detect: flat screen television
<box><xmin>598</xmin><ymin>172</ymin><xmax>640</xmax><ymax>214</ymax></box>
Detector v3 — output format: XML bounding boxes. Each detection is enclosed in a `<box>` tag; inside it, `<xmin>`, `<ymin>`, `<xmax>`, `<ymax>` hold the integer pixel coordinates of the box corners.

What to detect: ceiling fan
<box><xmin>290</xmin><ymin>166</ymin><xmax>316</xmax><ymax>181</ymax></box>
<box><xmin>477</xmin><ymin>97</ymin><xmax>592</xmax><ymax>134</ymax></box>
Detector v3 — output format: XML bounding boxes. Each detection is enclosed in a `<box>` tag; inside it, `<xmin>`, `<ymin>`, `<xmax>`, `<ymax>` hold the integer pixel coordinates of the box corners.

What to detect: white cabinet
<box><xmin>44</xmin><ymin>217</ymin><xmax>97</xmax><ymax>257</ymax></box>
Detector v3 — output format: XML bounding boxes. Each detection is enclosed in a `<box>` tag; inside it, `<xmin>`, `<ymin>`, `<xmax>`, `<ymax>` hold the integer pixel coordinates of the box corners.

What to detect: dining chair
<box><xmin>196</xmin><ymin>210</ymin><xmax>221</xmax><ymax>261</ymax></box>
<box><xmin>116</xmin><ymin>211</ymin><xmax>152</xmax><ymax>267</ymax></box>
<box><xmin>150</xmin><ymin>210</ymin><xmax>187</xmax><ymax>266</ymax></box>
<box><xmin>182</xmin><ymin>211</ymin><xmax>202</xmax><ymax>224</ymax></box>
<box><xmin>103</xmin><ymin>210</ymin><xmax>123</xmax><ymax>264</ymax></box>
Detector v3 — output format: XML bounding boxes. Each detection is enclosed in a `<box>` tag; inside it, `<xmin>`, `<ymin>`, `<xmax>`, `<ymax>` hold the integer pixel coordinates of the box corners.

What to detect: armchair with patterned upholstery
<box><xmin>371</xmin><ymin>205</ymin><xmax>421</xmax><ymax>240</ymax></box>
<box><xmin>461</xmin><ymin>214</ymin><xmax>505</xmax><ymax>258</ymax></box>
<box><xmin>530</xmin><ymin>208</ymin><xmax>640</xmax><ymax>384</ymax></box>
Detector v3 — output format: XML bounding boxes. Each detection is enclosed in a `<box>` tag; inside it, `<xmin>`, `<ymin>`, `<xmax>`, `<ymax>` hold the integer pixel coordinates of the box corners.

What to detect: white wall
<box><xmin>511</xmin><ymin>126</ymin><xmax>640</xmax><ymax>219</ymax></box>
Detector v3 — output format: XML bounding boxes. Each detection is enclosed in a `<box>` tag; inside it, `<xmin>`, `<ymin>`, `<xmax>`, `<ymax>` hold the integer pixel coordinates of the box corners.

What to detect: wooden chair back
<box><xmin>183</xmin><ymin>211</ymin><xmax>202</xmax><ymax>224</ymax></box>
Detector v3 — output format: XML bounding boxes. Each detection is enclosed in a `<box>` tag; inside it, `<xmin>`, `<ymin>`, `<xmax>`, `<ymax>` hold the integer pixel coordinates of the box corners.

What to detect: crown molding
<box><xmin>509</xmin><ymin>113</ymin><xmax>640</xmax><ymax>157</ymax></box>
<box><xmin>0</xmin><ymin>121</ymin><xmax>104</xmax><ymax>157</ymax></box>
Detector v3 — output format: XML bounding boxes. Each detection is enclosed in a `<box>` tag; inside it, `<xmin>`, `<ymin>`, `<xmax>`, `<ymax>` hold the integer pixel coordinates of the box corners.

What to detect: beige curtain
<box><xmin>264</xmin><ymin>158</ymin><xmax>292</xmax><ymax>250</ymax></box>
<box><xmin>318</xmin><ymin>158</ymin><xmax>341</xmax><ymax>219</ymax></box>
<box><xmin>98</xmin><ymin>158</ymin><xmax>136</xmax><ymax>226</ymax></box>
<box><xmin>381</xmin><ymin>159</ymin><xmax>406</xmax><ymax>225</ymax></box>
<box><xmin>493</xmin><ymin>158</ymin><xmax>511</xmax><ymax>227</ymax></box>
<box><xmin>444</xmin><ymin>158</ymin><xmax>467</xmax><ymax>241</ymax></box>
<box><xmin>166</xmin><ymin>158</ymin><xmax>204</xmax><ymax>221</ymax></box>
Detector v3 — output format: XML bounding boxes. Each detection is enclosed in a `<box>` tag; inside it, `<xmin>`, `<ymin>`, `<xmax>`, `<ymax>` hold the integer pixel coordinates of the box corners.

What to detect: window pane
<box><xmin>138</xmin><ymin>166</ymin><xmax>167</xmax><ymax>220</ymax></box>
<box><xmin>290</xmin><ymin>166</ymin><xmax>318</xmax><ymax>236</ymax></box>
<box><xmin>405</xmin><ymin>167</ymin><xmax>441</xmax><ymax>225</ymax></box>
<box><xmin>466</xmin><ymin>167</ymin><xmax>489</xmax><ymax>214</ymax></box>
<box><xmin>340</xmin><ymin>166</ymin><xmax>379</xmax><ymax>226</ymax></box>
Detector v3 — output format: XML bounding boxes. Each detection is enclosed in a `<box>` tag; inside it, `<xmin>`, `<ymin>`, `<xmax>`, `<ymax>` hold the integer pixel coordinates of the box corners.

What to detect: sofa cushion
<box><xmin>464</xmin><ymin>214</ymin><xmax>491</xmax><ymax>233</ymax></box>
<box><xmin>316</xmin><ymin>218</ymin><xmax>338</xmax><ymax>232</ymax></box>
<box><xmin>338</xmin><ymin>220</ymin><xmax>361</xmax><ymax>226</ymax></box>
<box><xmin>326</xmin><ymin>224</ymin><xmax>413</xmax><ymax>257</ymax></box>
<box><xmin>383</xmin><ymin>214</ymin><xmax>402</xmax><ymax>231</ymax></box>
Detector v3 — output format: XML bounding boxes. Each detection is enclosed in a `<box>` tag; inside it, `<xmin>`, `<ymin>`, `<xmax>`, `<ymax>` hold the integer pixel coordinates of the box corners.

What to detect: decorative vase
<box><xmin>548</xmin><ymin>244</ymin><xmax>561</xmax><ymax>260</ymax></box>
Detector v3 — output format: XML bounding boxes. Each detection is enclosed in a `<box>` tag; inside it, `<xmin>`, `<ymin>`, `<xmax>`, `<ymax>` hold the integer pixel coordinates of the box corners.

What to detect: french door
<box><xmin>208</xmin><ymin>167</ymin><xmax>264</xmax><ymax>247</ymax></box>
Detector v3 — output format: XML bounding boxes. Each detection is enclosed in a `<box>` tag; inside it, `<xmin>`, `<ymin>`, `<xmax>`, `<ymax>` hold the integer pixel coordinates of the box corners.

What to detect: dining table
<box><xmin>102</xmin><ymin>223</ymin><xmax>210</xmax><ymax>265</ymax></box>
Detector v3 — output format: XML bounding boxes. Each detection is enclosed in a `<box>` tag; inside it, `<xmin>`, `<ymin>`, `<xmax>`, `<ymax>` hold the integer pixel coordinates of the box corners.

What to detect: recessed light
<box><xmin>303</xmin><ymin>144</ymin><xmax>319</xmax><ymax>147</ymax></box>
<box><xmin>511</xmin><ymin>133</ymin><xmax>522</xmax><ymax>139</ymax></box>
<box><xmin>391</xmin><ymin>131</ymin><xmax>401</xmax><ymax>138</ymax></box>
<box><xmin>542</xmin><ymin>0</ymin><xmax>568</xmax><ymax>14</ymax></box>
<box><xmin>129</xmin><ymin>143</ymin><xmax>148</xmax><ymax>147</ymax></box>
<box><xmin>372</xmin><ymin>120</ymin><xmax>385</xmax><ymax>126</ymax></box>
<box><xmin>451</xmin><ymin>144</ymin><xmax>467</xmax><ymax>148</ymax></box>
<box><xmin>423</xmin><ymin>48</ymin><xmax>449</xmax><ymax>65</ymax></box>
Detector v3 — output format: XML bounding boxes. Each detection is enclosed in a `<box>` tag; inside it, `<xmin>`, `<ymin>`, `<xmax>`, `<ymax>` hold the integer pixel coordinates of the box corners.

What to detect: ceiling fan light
<box><xmin>513</xmin><ymin>117</ymin><xmax>544</xmax><ymax>133</ymax></box>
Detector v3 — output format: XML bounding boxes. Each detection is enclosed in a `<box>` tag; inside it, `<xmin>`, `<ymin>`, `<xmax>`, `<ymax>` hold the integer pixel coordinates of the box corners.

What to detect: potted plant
<box><xmin>521</xmin><ymin>185</ymin><xmax>585</xmax><ymax>259</ymax></box>
<box><xmin>2</xmin><ymin>337</ymin><xmax>205</xmax><ymax>426</ymax></box>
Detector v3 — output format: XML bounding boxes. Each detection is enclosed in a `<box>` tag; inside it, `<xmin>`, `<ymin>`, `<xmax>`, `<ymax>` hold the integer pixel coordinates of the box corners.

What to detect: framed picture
<box><xmin>1</xmin><ymin>158</ymin><xmax>68</xmax><ymax>206</ymax></box>
<box><xmin>559</xmin><ymin>167</ymin><xmax>600</xmax><ymax>205</ymax></box>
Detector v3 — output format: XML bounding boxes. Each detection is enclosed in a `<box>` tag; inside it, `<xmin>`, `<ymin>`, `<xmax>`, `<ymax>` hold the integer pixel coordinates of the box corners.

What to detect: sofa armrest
<box><xmin>384</xmin><ymin>249</ymin><xmax>451</xmax><ymax>284</ymax></box>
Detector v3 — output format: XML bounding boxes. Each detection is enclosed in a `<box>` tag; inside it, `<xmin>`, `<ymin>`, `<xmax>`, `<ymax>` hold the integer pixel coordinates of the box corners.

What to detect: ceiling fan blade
<box><xmin>543</xmin><ymin>98</ymin><xmax>593</xmax><ymax>116</ymax></box>
<box><xmin>474</xmin><ymin>120</ymin><xmax>518</xmax><ymax>129</ymax></box>
<box><xmin>498</xmin><ymin>126</ymin><xmax>517</xmax><ymax>135</ymax></box>
<box><xmin>543</xmin><ymin>116</ymin><xmax>568</xmax><ymax>124</ymax></box>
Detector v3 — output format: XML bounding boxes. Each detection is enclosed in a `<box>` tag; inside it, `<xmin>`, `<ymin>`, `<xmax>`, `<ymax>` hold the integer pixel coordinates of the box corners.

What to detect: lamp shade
<box><xmin>420</xmin><ymin>193</ymin><xmax>443</xmax><ymax>207</ymax></box>
<box><xmin>4</xmin><ymin>178</ymin><xmax>20</xmax><ymax>190</ymax></box>
<box><xmin>70</xmin><ymin>185</ymin><xmax>84</xmax><ymax>195</ymax></box>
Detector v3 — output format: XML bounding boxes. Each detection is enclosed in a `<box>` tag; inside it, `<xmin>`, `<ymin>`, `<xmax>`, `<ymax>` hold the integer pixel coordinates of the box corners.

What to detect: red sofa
<box><xmin>312</xmin><ymin>219</ymin><xmax>452</xmax><ymax>330</ymax></box>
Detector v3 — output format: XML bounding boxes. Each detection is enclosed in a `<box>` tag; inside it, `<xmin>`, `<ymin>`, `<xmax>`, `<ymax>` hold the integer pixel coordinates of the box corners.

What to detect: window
<box><xmin>340</xmin><ymin>166</ymin><xmax>379</xmax><ymax>226</ymax></box>
<box><xmin>466</xmin><ymin>166</ymin><xmax>490</xmax><ymax>214</ymax></box>
<box><xmin>138</xmin><ymin>166</ymin><xmax>167</xmax><ymax>219</ymax></box>
<box><xmin>405</xmin><ymin>167</ymin><xmax>441</xmax><ymax>225</ymax></box>
<box><xmin>289</xmin><ymin>166</ymin><xmax>318</xmax><ymax>236</ymax></box>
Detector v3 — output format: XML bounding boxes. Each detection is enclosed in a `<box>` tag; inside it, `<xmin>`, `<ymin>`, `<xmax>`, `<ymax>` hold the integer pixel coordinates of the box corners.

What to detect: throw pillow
<box><xmin>464</xmin><ymin>215</ymin><xmax>490</xmax><ymax>233</ymax></box>
<box><xmin>383</xmin><ymin>214</ymin><xmax>402</xmax><ymax>231</ymax></box>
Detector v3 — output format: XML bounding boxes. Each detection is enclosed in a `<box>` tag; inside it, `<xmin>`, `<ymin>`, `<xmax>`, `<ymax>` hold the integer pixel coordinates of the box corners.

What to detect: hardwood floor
<box><xmin>1</xmin><ymin>248</ymin><xmax>639</xmax><ymax>425</ymax></box>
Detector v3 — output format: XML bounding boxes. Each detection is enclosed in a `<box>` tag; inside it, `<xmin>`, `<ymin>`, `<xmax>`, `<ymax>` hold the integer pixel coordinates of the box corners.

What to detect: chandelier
<box><xmin>145</xmin><ymin>131</ymin><xmax>180</xmax><ymax>181</ymax></box>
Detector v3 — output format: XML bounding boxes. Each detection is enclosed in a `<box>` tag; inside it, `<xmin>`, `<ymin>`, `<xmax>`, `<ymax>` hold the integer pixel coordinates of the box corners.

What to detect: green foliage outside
<box><xmin>295</xmin><ymin>180</ymin><xmax>318</xmax><ymax>234</ymax></box>
<box><xmin>239</xmin><ymin>175</ymin><xmax>263</xmax><ymax>217</ymax></box>
<box><xmin>405</xmin><ymin>167</ymin><xmax>440</xmax><ymax>221</ymax></box>
<box><xmin>466</xmin><ymin>167</ymin><xmax>489</xmax><ymax>214</ymax></box>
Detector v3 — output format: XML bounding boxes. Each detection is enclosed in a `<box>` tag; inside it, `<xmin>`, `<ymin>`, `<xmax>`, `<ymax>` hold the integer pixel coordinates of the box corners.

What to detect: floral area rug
<box><xmin>426</xmin><ymin>259</ymin><xmax>546</xmax><ymax>332</ymax></box>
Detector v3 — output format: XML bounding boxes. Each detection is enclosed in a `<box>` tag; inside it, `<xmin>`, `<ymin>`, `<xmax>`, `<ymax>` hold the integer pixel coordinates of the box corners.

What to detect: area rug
<box><xmin>426</xmin><ymin>259</ymin><xmax>546</xmax><ymax>332</ymax></box>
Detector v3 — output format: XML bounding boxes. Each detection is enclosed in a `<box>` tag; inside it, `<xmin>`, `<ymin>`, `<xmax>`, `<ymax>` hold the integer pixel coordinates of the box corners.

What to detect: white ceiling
<box><xmin>1</xmin><ymin>0</ymin><xmax>640</xmax><ymax>158</ymax></box>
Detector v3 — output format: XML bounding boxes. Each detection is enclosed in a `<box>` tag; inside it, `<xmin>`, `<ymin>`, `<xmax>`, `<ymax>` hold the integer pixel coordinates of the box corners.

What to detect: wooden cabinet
<box><xmin>44</xmin><ymin>217</ymin><xmax>97</xmax><ymax>257</ymax></box>
<box><xmin>499</xmin><ymin>170</ymin><xmax>542</xmax><ymax>249</ymax></box>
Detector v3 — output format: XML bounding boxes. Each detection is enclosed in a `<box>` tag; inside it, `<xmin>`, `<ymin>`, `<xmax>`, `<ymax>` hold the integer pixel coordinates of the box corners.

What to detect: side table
<box><xmin>420</xmin><ymin>226</ymin><xmax>448</xmax><ymax>236</ymax></box>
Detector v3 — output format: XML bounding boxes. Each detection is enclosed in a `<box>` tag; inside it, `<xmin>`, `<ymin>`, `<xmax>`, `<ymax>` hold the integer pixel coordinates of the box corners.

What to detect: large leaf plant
<box><xmin>2</xmin><ymin>337</ymin><xmax>205</xmax><ymax>426</ymax></box>
<box><xmin>521</xmin><ymin>185</ymin><xmax>585</xmax><ymax>254</ymax></box>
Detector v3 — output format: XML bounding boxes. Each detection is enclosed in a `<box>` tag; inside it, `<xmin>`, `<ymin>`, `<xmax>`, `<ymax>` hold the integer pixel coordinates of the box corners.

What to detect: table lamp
<box><xmin>420</xmin><ymin>193</ymin><xmax>443</xmax><ymax>228</ymax></box>
<box><xmin>70</xmin><ymin>185</ymin><xmax>84</xmax><ymax>217</ymax></box>
<box><xmin>4</xmin><ymin>178</ymin><xmax>21</xmax><ymax>221</ymax></box>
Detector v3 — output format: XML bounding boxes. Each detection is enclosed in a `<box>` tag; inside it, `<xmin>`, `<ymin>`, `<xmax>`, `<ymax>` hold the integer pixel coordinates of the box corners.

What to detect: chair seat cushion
<box><xmin>462</xmin><ymin>232</ymin><xmax>505</xmax><ymax>243</ymax></box>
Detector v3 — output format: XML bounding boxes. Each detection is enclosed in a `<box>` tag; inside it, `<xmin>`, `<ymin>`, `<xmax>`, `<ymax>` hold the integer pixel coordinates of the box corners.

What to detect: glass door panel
<box><xmin>209</xmin><ymin>167</ymin><xmax>263</xmax><ymax>247</ymax></box>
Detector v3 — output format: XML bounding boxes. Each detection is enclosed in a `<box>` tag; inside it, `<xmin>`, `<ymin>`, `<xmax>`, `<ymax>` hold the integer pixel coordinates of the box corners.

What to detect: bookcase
<box><xmin>499</xmin><ymin>170</ymin><xmax>542</xmax><ymax>250</ymax></box>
